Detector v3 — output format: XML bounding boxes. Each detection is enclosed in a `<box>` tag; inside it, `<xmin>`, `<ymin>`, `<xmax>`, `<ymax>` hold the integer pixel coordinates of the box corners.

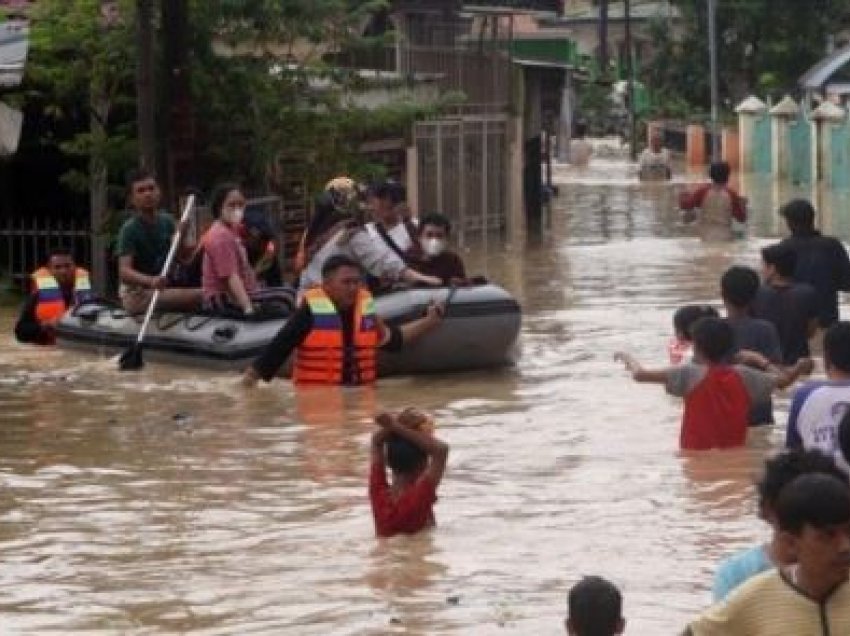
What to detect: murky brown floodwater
<box><xmin>3</xmin><ymin>156</ymin><xmax>849</xmax><ymax>634</ymax></box>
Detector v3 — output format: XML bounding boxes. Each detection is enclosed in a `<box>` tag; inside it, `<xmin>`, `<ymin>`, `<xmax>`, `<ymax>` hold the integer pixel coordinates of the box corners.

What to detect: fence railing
<box><xmin>0</xmin><ymin>216</ymin><xmax>92</xmax><ymax>290</ymax></box>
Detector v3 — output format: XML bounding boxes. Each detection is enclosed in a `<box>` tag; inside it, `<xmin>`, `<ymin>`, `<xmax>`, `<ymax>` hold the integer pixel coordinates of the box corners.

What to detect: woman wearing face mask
<box><xmin>202</xmin><ymin>183</ymin><xmax>261</xmax><ymax>315</ymax></box>
<box><xmin>414</xmin><ymin>213</ymin><xmax>467</xmax><ymax>286</ymax></box>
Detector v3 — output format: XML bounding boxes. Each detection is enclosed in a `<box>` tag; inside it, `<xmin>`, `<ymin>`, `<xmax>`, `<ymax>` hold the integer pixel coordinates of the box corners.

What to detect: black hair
<box><xmin>721</xmin><ymin>266</ymin><xmax>760</xmax><ymax>309</ymax></box>
<box><xmin>756</xmin><ymin>449</ymin><xmax>845</xmax><ymax>513</ymax></box>
<box><xmin>761</xmin><ymin>243</ymin><xmax>797</xmax><ymax>279</ymax></box>
<box><xmin>776</xmin><ymin>473</ymin><xmax>850</xmax><ymax>534</ymax></box>
<box><xmin>708</xmin><ymin>161</ymin><xmax>730</xmax><ymax>185</ymax></box>
<box><xmin>824</xmin><ymin>321</ymin><xmax>850</xmax><ymax>374</ymax></box>
<box><xmin>368</xmin><ymin>180</ymin><xmax>406</xmax><ymax>206</ymax></box>
<box><xmin>673</xmin><ymin>304</ymin><xmax>719</xmax><ymax>341</ymax></box>
<box><xmin>47</xmin><ymin>245</ymin><xmax>74</xmax><ymax>260</ymax></box>
<box><xmin>574</xmin><ymin>122</ymin><xmax>587</xmax><ymax>138</ymax></box>
<box><xmin>418</xmin><ymin>212</ymin><xmax>452</xmax><ymax>236</ymax></box>
<box><xmin>386</xmin><ymin>433</ymin><xmax>427</xmax><ymax>475</ymax></box>
<box><xmin>209</xmin><ymin>182</ymin><xmax>242</xmax><ymax>219</ymax></box>
<box><xmin>780</xmin><ymin>199</ymin><xmax>816</xmax><ymax>233</ymax></box>
<box><xmin>839</xmin><ymin>411</ymin><xmax>850</xmax><ymax>468</ymax></box>
<box><xmin>321</xmin><ymin>254</ymin><xmax>361</xmax><ymax>279</ymax></box>
<box><xmin>567</xmin><ymin>576</ymin><xmax>623</xmax><ymax>636</ymax></box>
<box><xmin>691</xmin><ymin>316</ymin><xmax>734</xmax><ymax>363</ymax></box>
<box><xmin>125</xmin><ymin>167</ymin><xmax>157</xmax><ymax>194</ymax></box>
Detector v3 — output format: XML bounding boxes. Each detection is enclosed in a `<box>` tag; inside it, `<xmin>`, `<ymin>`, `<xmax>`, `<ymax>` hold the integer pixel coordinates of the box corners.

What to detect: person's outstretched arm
<box><xmin>241</xmin><ymin>304</ymin><xmax>313</xmax><ymax>386</ymax></box>
<box><xmin>392</xmin><ymin>303</ymin><xmax>444</xmax><ymax>347</ymax></box>
<box><xmin>614</xmin><ymin>352</ymin><xmax>670</xmax><ymax>383</ymax></box>
<box><xmin>375</xmin><ymin>412</ymin><xmax>449</xmax><ymax>487</ymax></box>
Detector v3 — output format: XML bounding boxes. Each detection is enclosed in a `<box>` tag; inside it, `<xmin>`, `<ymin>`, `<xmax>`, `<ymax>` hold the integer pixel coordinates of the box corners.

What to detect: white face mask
<box><xmin>226</xmin><ymin>207</ymin><xmax>245</xmax><ymax>225</ymax></box>
<box><xmin>423</xmin><ymin>237</ymin><xmax>446</xmax><ymax>257</ymax></box>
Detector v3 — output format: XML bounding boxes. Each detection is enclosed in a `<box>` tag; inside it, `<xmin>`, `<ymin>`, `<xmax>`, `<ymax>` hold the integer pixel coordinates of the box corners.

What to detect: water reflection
<box><xmin>4</xmin><ymin>160</ymin><xmax>850</xmax><ymax>633</ymax></box>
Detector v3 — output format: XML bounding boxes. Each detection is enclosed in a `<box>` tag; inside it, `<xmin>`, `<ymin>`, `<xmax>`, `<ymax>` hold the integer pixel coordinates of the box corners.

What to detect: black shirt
<box><xmin>780</xmin><ymin>232</ymin><xmax>850</xmax><ymax>327</ymax></box>
<box><xmin>752</xmin><ymin>282</ymin><xmax>819</xmax><ymax>364</ymax></box>
<box><xmin>252</xmin><ymin>303</ymin><xmax>402</xmax><ymax>383</ymax></box>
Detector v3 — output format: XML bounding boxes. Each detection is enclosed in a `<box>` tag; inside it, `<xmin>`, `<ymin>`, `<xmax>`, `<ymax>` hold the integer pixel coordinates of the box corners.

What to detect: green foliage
<box><xmin>21</xmin><ymin>0</ymin><xmax>137</xmax><ymax>192</ymax></box>
<box><xmin>643</xmin><ymin>0</ymin><xmax>850</xmax><ymax>115</ymax></box>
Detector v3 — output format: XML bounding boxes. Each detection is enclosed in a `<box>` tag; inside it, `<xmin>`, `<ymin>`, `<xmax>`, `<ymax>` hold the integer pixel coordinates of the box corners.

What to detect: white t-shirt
<box><xmin>366</xmin><ymin>221</ymin><xmax>415</xmax><ymax>253</ymax></box>
<box><xmin>787</xmin><ymin>380</ymin><xmax>850</xmax><ymax>462</ymax></box>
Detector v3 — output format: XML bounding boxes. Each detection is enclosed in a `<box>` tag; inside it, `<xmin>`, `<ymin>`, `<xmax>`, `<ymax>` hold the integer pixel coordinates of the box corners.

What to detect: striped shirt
<box><xmin>686</xmin><ymin>569</ymin><xmax>850</xmax><ymax>635</ymax></box>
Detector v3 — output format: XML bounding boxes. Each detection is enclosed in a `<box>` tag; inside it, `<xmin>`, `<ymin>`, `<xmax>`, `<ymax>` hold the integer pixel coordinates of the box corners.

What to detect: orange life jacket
<box><xmin>293</xmin><ymin>287</ymin><xmax>379</xmax><ymax>385</ymax></box>
<box><xmin>32</xmin><ymin>267</ymin><xmax>92</xmax><ymax>325</ymax></box>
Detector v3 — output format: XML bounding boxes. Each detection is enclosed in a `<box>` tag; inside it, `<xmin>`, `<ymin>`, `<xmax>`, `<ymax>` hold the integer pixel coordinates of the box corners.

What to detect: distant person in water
<box><xmin>565</xmin><ymin>575</ymin><xmax>625</xmax><ymax>636</ymax></box>
<box><xmin>616</xmin><ymin>317</ymin><xmax>812</xmax><ymax>451</ymax></box>
<box><xmin>679</xmin><ymin>161</ymin><xmax>747</xmax><ymax>242</ymax></box>
<box><xmin>778</xmin><ymin>198</ymin><xmax>850</xmax><ymax>328</ymax></box>
<box><xmin>712</xmin><ymin>448</ymin><xmax>845</xmax><ymax>602</ymax></box>
<box><xmin>369</xmin><ymin>408</ymin><xmax>449</xmax><ymax>538</ymax></box>
<box><xmin>638</xmin><ymin>132</ymin><xmax>672</xmax><ymax>181</ymax></box>
<box><xmin>668</xmin><ymin>304</ymin><xmax>720</xmax><ymax>365</ymax></box>
<box><xmin>569</xmin><ymin>122</ymin><xmax>593</xmax><ymax>166</ymax></box>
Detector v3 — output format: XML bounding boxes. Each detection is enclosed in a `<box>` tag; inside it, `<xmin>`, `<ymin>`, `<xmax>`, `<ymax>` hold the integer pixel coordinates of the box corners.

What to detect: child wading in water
<box><xmin>668</xmin><ymin>304</ymin><xmax>720</xmax><ymax>365</ymax></box>
<box><xmin>617</xmin><ymin>317</ymin><xmax>812</xmax><ymax>451</ymax></box>
<box><xmin>369</xmin><ymin>408</ymin><xmax>449</xmax><ymax>537</ymax></box>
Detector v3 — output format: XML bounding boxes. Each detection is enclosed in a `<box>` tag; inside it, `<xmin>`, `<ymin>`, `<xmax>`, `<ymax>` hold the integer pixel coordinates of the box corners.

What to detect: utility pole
<box><xmin>162</xmin><ymin>0</ymin><xmax>195</xmax><ymax>203</ymax></box>
<box><xmin>707</xmin><ymin>0</ymin><xmax>720</xmax><ymax>161</ymax></box>
<box><xmin>136</xmin><ymin>0</ymin><xmax>156</xmax><ymax>173</ymax></box>
<box><xmin>625</xmin><ymin>0</ymin><xmax>637</xmax><ymax>161</ymax></box>
<box><xmin>598</xmin><ymin>0</ymin><xmax>609</xmax><ymax>80</ymax></box>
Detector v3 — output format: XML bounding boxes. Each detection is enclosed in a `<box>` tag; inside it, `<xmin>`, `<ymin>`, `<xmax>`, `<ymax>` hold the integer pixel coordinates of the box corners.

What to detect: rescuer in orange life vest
<box><xmin>15</xmin><ymin>246</ymin><xmax>94</xmax><ymax>345</ymax></box>
<box><xmin>241</xmin><ymin>254</ymin><xmax>444</xmax><ymax>387</ymax></box>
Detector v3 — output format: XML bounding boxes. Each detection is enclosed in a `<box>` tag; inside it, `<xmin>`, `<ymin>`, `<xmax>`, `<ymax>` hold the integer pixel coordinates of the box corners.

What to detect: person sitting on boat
<box><xmin>678</xmin><ymin>161</ymin><xmax>747</xmax><ymax>242</ymax></box>
<box><xmin>365</xmin><ymin>180</ymin><xmax>419</xmax><ymax>262</ymax></box>
<box><xmin>202</xmin><ymin>183</ymin><xmax>294</xmax><ymax>316</ymax></box>
<box><xmin>15</xmin><ymin>246</ymin><xmax>94</xmax><ymax>345</ymax></box>
<box><xmin>413</xmin><ymin>213</ymin><xmax>468</xmax><ymax>286</ymax></box>
<box><xmin>241</xmin><ymin>255</ymin><xmax>443</xmax><ymax>387</ymax></box>
<box><xmin>298</xmin><ymin>179</ymin><xmax>441</xmax><ymax>293</ymax></box>
<box><xmin>637</xmin><ymin>133</ymin><xmax>672</xmax><ymax>181</ymax></box>
<box><xmin>241</xmin><ymin>208</ymin><xmax>283</xmax><ymax>288</ymax></box>
<box><xmin>116</xmin><ymin>170</ymin><xmax>203</xmax><ymax>314</ymax></box>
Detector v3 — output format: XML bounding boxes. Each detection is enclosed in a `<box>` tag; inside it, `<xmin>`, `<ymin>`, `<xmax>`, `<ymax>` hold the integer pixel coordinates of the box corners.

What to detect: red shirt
<box><xmin>681</xmin><ymin>366</ymin><xmax>751</xmax><ymax>450</ymax></box>
<box><xmin>369</xmin><ymin>460</ymin><xmax>437</xmax><ymax>537</ymax></box>
<box><xmin>680</xmin><ymin>184</ymin><xmax>747</xmax><ymax>222</ymax></box>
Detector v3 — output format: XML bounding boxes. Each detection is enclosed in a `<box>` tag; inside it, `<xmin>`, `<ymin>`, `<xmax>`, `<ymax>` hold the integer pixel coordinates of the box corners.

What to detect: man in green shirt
<box><xmin>116</xmin><ymin>170</ymin><xmax>203</xmax><ymax>314</ymax></box>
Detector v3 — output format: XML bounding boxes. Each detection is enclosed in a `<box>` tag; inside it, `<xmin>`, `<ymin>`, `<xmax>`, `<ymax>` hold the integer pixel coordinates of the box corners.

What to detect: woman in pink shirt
<box><xmin>202</xmin><ymin>184</ymin><xmax>259</xmax><ymax>315</ymax></box>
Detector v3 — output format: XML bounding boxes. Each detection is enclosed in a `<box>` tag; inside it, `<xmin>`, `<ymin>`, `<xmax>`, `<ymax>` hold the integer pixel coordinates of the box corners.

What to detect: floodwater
<box><xmin>2</xmin><ymin>157</ymin><xmax>847</xmax><ymax>634</ymax></box>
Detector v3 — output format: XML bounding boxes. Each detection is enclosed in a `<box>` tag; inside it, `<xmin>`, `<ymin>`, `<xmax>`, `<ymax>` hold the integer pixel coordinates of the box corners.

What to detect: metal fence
<box><xmin>0</xmin><ymin>216</ymin><xmax>92</xmax><ymax>290</ymax></box>
<box><xmin>414</xmin><ymin>114</ymin><xmax>508</xmax><ymax>246</ymax></box>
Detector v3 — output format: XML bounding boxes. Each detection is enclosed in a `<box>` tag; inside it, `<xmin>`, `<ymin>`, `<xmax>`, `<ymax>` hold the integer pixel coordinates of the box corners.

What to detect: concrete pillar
<box><xmin>686</xmin><ymin>124</ymin><xmax>706</xmax><ymax>167</ymax></box>
<box><xmin>405</xmin><ymin>145</ymin><xmax>419</xmax><ymax>218</ymax></box>
<box><xmin>721</xmin><ymin>128</ymin><xmax>739</xmax><ymax>169</ymax></box>
<box><xmin>770</xmin><ymin>95</ymin><xmax>799</xmax><ymax>181</ymax></box>
<box><xmin>556</xmin><ymin>71</ymin><xmax>573</xmax><ymax>163</ymax></box>
<box><xmin>735</xmin><ymin>96</ymin><xmax>767</xmax><ymax>172</ymax></box>
<box><xmin>812</xmin><ymin>101</ymin><xmax>846</xmax><ymax>187</ymax></box>
<box><xmin>506</xmin><ymin>115</ymin><xmax>526</xmax><ymax>249</ymax></box>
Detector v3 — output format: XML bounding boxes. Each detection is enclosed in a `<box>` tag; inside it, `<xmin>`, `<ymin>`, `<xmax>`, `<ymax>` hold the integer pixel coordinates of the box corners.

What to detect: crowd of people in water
<box><xmin>12</xmin><ymin>154</ymin><xmax>850</xmax><ymax>633</ymax></box>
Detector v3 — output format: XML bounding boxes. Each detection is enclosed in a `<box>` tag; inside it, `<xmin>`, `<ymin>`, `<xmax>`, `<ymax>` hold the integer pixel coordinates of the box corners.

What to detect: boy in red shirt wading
<box><xmin>369</xmin><ymin>409</ymin><xmax>449</xmax><ymax>537</ymax></box>
<box><xmin>616</xmin><ymin>317</ymin><xmax>812</xmax><ymax>451</ymax></box>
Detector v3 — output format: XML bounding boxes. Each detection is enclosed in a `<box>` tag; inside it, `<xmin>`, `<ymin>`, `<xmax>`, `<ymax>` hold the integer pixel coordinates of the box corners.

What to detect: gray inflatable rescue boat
<box><xmin>55</xmin><ymin>284</ymin><xmax>522</xmax><ymax>375</ymax></box>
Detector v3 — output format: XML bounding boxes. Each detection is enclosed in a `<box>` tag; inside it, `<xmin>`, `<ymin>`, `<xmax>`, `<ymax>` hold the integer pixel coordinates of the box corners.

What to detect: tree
<box><xmin>644</xmin><ymin>0</ymin><xmax>850</xmax><ymax>115</ymax></box>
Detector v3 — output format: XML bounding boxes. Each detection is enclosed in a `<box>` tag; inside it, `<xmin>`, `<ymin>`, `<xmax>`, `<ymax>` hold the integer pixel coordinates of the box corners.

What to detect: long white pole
<box><xmin>708</xmin><ymin>0</ymin><xmax>720</xmax><ymax>161</ymax></box>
